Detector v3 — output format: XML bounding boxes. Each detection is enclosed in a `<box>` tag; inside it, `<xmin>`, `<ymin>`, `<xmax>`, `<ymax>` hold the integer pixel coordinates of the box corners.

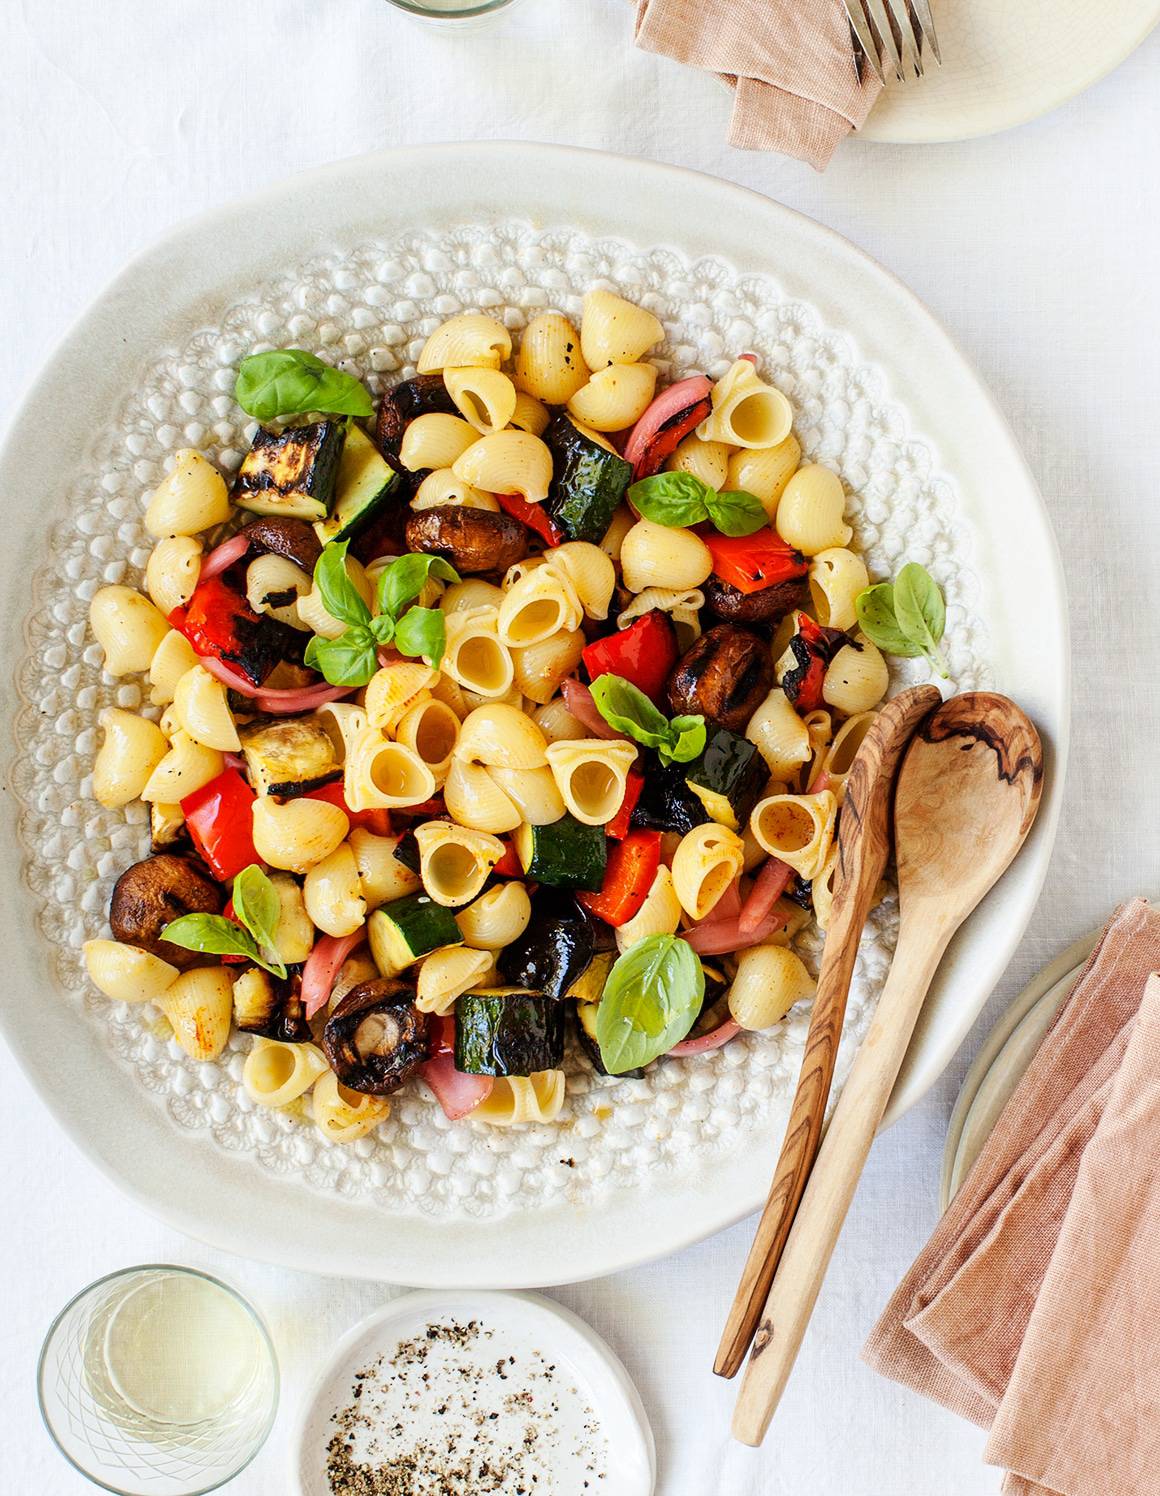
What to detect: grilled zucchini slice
<box><xmin>234</xmin><ymin>421</ymin><xmax>346</xmax><ymax>521</ymax></box>
<box><xmin>314</xmin><ymin>424</ymin><xmax>400</xmax><ymax>546</ymax></box>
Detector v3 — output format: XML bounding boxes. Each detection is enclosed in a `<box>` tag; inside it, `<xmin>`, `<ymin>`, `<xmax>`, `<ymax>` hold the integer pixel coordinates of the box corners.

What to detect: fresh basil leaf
<box><xmin>314</xmin><ymin>540</ymin><xmax>371</xmax><ymax>629</ymax></box>
<box><xmin>393</xmin><ymin>606</ymin><xmax>446</xmax><ymax>668</ymax></box>
<box><xmin>304</xmin><ymin>626</ymin><xmax>379</xmax><ymax>686</ymax></box>
<box><xmin>627</xmin><ymin>471</ymin><xmax>712</xmax><ymax>529</ymax></box>
<box><xmin>855</xmin><ymin>582</ymin><xmax>924</xmax><ymax>658</ymax></box>
<box><xmin>659</xmin><ymin>715</ymin><xmax>708</xmax><ymax>767</ymax></box>
<box><xmin>596</xmin><ymin>934</ymin><xmax>705</xmax><ymax>1075</ymax></box>
<box><xmin>230</xmin><ymin>865</ymin><xmax>287</xmax><ymax>979</ymax></box>
<box><xmin>589</xmin><ymin>673</ymin><xmax>672</xmax><ymax>746</ymax></box>
<box><xmin>893</xmin><ymin>562</ymin><xmax>948</xmax><ymax>676</ymax></box>
<box><xmin>368</xmin><ymin>613</ymin><xmax>396</xmax><ymax>646</ymax></box>
<box><xmin>376</xmin><ymin>553</ymin><xmax>460</xmax><ymax>621</ymax></box>
<box><xmin>703</xmin><ymin>488</ymin><xmax>767</xmax><ymax>537</ymax></box>
<box><xmin>234</xmin><ymin>349</ymin><xmax>373</xmax><ymax>422</ymax></box>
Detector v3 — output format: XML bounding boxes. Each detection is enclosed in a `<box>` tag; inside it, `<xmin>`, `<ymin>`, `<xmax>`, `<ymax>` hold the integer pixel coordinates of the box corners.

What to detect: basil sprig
<box><xmin>234</xmin><ymin>349</ymin><xmax>373</xmax><ymax>422</ymax></box>
<box><xmin>589</xmin><ymin>673</ymin><xmax>706</xmax><ymax>766</ymax></box>
<box><xmin>303</xmin><ymin>543</ymin><xmax>459</xmax><ymax>686</ymax></box>
<box><xmin>163</xmin><ymin>865</ymin><xmax>288</xmax><ymax>979</ymax></box>
<box><xmin>628</xmin><ymin>471</ymin><xmax>766</xmax><ymax>537</ymax></box>
<box><xmin>596</xmin><ymin>934</ymin><xmax>705</xmax><ymax>1074</ymax></box>
<box><xmin>855</xmin><ymin>562</ymin><xmax>948</xmax><ymax>678</ymax></box>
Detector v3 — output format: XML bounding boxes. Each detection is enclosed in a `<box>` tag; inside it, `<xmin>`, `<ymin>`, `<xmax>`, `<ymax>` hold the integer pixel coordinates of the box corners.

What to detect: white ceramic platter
<box><xmin>863</xmin><ymin>0</ymin><xmax>1159</xmax><ymax>144</ymax></box>
<box><xmin>293</xmin><ymin>1290</ymin><xmax>654</xmax><ymax>1495</ymax></box>
<box><xmin>0</xmin><ymin>143</ymin><xmax>1068</xmax><ymax>1285</ymax></box>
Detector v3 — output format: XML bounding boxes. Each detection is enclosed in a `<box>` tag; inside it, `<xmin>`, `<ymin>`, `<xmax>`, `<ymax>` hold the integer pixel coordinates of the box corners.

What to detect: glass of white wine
<box><xmin>38</xmin><ymin>1265</ymin><xmax>278</xmax><ymax>1496</ymax></box>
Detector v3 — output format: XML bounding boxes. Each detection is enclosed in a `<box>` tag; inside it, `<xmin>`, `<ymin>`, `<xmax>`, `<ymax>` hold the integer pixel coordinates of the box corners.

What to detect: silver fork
<box><xmin>845</xmin><ymin>0</ymin><xmax>941</xmax><ymax>85</ymax></box>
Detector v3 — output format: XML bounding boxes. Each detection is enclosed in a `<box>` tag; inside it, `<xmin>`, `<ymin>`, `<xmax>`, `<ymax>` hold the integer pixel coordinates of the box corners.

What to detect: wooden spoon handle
<box><xmin>714</xmin><ymin>685</ymin><xmax>940</xmax><ymax>1379</ymax></box>
<box><xmin>730</xmin><ymin>914</ymin><xmax>951</xmax><ymax>1446</ymax></box>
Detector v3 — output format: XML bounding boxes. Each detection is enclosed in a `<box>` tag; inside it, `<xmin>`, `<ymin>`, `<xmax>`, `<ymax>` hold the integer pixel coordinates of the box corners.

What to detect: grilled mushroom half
<box><xmin>242</xmin><ymin>515</ymin><xmax>323</xmax><ymax>575</ymax></box>
<box><xmin>405</xmin><ymin>506</ymin><xmax>528</xmax><ymax>576</ymax></box>
<box><xmin>702</xmin><ymin>575</ymin><xmax>806</xmax><ymax>628</ymax></box>
<box><xmin>375</xmin><ymin>375</ymin><xmax>458</xmax><ymax>455</ymax></box>
<box><xmin>667</xmin><ymin>623</ymin><xmax>774</xmax><ymax>734</ymax></box>
<box><xmin>109</xmin><ymin>854</ymin><xmax>223</xmax><ymax>969</ymax></box>
<box><xmin>322</xmin><ymin>978</ymin><xmax>431</xmax><ymax>1095</ymax></box>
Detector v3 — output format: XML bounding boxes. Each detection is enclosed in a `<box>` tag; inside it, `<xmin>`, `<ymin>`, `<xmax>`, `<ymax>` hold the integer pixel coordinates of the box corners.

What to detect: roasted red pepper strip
<box><xmin>492</xmin><ymin>838</ymin><xmax>523</xmax><ymax>878</ymax></box>
<box><xmin>180</xmin><ymin>769</ymin><xmax>259</xmax><ymax>883</ymax></box>
<box><xmin>579</xmin><ymin>831</ymin><xmax>662</xmax><ymax>928</ymax></box>
<box><xmin>780</xmin><ymin>613</ymin><xmax>845</xmax><ymax>714</ymax></box>
<box><xmin>582</xmin><ymin>611</ymin><xmax>678</xmax><ymax>707</ymax></box>
<box><xmin>169</xmin><ymin>577</ymin><xmax>263</xmax><ymax>671</ymax></box>
<box><xmin>303</xmin><ymin>781</ymin><xmax>391</xmax><ymax>836</ymax></box>
<box><xmin>704</xmin><ymin>530</ymin><xmax>808</xmax><ymax>596</ymax></box>
<box><xmin>496</xmin><ymin>492</ymin><xmax>564</xmax><ymax>547</ymax></box>
<box><xmin>607</xmin><ymin>770</ymin><xmax>644</xmax><ymax>841</ymax></box>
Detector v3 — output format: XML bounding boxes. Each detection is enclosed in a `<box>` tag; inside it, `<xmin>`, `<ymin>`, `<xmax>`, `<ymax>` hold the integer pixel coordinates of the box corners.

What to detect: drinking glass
<box><xmin>383</xmin><ymin>0</ymin><xmax>524</xmax><ymax>25</ymax></box>
<box><xmin>38</xmin><ymin>1265</ymin><xmax>279</xmax><ymax>1496</ymax></box>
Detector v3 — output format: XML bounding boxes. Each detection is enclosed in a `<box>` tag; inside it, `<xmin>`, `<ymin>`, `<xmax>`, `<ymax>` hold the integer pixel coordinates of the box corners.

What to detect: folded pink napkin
<box><xmin>864</xmin><ymin>900</ymin><xmax>1160</xmax><ymax>1496</ymax></box>
<box><xmin>633</xmin><ymin>0</ymin><xmax>881</xmax><ymax>169</ymax></box>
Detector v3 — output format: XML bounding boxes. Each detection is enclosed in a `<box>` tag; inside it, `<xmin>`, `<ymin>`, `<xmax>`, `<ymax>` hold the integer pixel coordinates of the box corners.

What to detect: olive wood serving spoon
<box><xmin>715</xmin><ymin>683</ymin><xmax>942</xmax><ymax>1379</ymax></box>
<box><xmin>731</xmin><ymin>692</ymin><xmax>1043</xmax><ymax>1445</ymax></box>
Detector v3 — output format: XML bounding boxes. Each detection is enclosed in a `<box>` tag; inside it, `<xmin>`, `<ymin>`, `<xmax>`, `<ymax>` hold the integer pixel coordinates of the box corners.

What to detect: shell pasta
<box><xmin>81</xmin><ymin>283</ymin><xmax>925</xmax><ymax>1147</ymax></box>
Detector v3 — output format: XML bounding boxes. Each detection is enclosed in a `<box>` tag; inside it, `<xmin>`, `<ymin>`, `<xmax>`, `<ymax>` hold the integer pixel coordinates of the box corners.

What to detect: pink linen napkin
<box><xmin>863</xmin><ymin>900</ymin><xmax>1160</xmax><ymax>1496</ymax></box>
<box><xmin>633</xmin><ymin>0</ymin><xmax>881</xmax><ymax>169</ymax></box>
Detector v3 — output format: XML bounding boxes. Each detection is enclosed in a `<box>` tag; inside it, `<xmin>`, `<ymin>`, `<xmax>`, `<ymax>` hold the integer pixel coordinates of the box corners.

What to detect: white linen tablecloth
<box><xmin>2</xmin><ymin>3</ymin><xmax>1158</xmax><ymax>1491</ymax></box>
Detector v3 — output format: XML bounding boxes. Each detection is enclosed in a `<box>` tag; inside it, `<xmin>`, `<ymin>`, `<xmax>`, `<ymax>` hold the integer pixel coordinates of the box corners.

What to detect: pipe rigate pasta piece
<box><xmin>511</xmin><ymin>629</ymin><xmax>586</xmax><ymax>706</ymax></box>
<box><xmin>454</xmin><ymin>703</ymin><xmax>548</xmax><ymax>769</ymax></box>
<box><xmin>399</xmin><ymin>413</ymin><xmax>481</xmax><ymax>473</ymax></box>
<box><xmin>671</xmin><ymin>823</ymin><xmax>746</xmax><ymax>921</ymax></box>
<box><xmin>443</xmin><ymin>367</ymin><xmax>518</xmax><ymax>435</ymax></box>
<box><xmin>147</xmin><ymin>630</ymin><xmax>199</xmax><ymax>707</ymax></box>
<box><xmin>252</xmin><ymin>794</ymin><xmax>349</xmax><ymax>873</ymax></box>
<box><xmin>146</xmin><ymin>535</ymin><xmax>202</xmax><ymax>616</ymax></box>
<box><xmin>531</xmin><ymin>698</ymin><xmax>588</xmax><ymax>744</ymax></box>
<box><xmin>157</xmin><ymin>966</ymin><xmax>233</xmax><ymax>1062</ymax></box>
<box><xmin>566</xmin><ymin>363</ymin><xmax>658</xmax><ymax>433</ymax></box>
<box><xmin>728</xmin><ymin>944</ymin><xmax>814</xmax><ymax>1030</ymax></box>
<box><xmin>823</xmin><ymin>637</ymin><xmax>889</xmax><ymax>716</ymax></box>
<box><xmin>394</xmin><ymin>698</ymin><xmax>461</xmax><ymax>781</ymax></box>
<box><xmin>775</xmin><ymin>464</ymin><xmax>853</xmax><ymax>555</ymax></box>
<box><xmin>472</xmin><ymin>1071</ymin><xmax>566</xmax><ymax>1126</ymax></box>
<box><xmin>312</xmin><ymin>1070</ymin><xmax>390</xmax><ymax>1143</ymax></box>
<box><xmin>697</xmin><ymin>359</ymin><xmax>793</xmax><ymax>450</ymax></box>
<box><xmin>514</xmin><ymin>312</ymin><xmax>589</xmax><ymax>405</ymax></box>
<box><xmin>349</xmin><ymin>828</ymin><xmax>422</xmax><ymax>909</ymax></box>
<box><xmin>364</xmin><ymin>662</ymin><xmax>438</xmax><ymax>733</ymax></box>
<box><xmin>509</xmin><ymin>390</ymin><xmax>550</xmax><ymax>437</ymax></box>
<box><xmin>616</xmin><ymin>586</ymin><xmax>706</xmax><ymax>633</ymax></box>
<box><xmin>455</xmin><ymin>882</ymin><xmax>532</xmax><ymax>951</ymax></box>
<box><xmin>809</xmin><ymin>547</ymin><xmax>869</xmax><ymax>631</ymax></box>
<box><xmin>746</xmin><ymin>688</ymin><xmax>812</xmax><ymax>781</ymax></box>
<box><xmin>140</xmin><ymin>730</ymin><xmax>225</xmax><ymax>803</ymax></box>
<box><xmin>821</xmin><ymin>711</ymin><xmax>879</xmax><ymax>798</ymax></box>
<box><xmin>414</xmin><ymin>822</ymin><xmax>506</xmax><ymax>907</ymax></box>
<box><xmin>620</xmin><ymin>519</ymin><xmax>713</xmax><ymax>594</ymax></box>
<box><xmin>546</xmin><ymin>542</ymin><xmax>616</xmax><ymax>621</ymax></box>
<box><xmin>666</xmin><ymin>435</ymin><xmax>732</xmax><ymax>489</ymax></box>
<box><xmin>92</xmin><ymin>708</ymin><xmax>168</xmax><ymax>809</ymax></box>
<box><xmin>416</xmin><ymin>946</ymin><xmax>495</xmax><ymax>1016</ymax></box>
<box><xmin>489</xmin><ymin>766</ymin><xmax>567</xmax><ymax>825</ymax></box>
<box><xmin>443</xmin><ymin>758</ymin><xmax>522</xmax><ymax>835</ymax></box>
<box><xmin>172</xmin><ymin>664</ymin><xmax>241</xmax><ymax>752</ymax></box>
<box><xmin>452</xmin><ymin>430</ymin><xmax>554</xmax><ymax>505</ymax></box>
<box><xmin>83</xmin><ymin>939</ymin><xmax>180</xmax><ymax>1003</ymax></box>
<box><xmin>268</xmin><ymin>873</ymin><xmax>316</xmax><ymax>964</ymax></box>
<box><xmin>412</xmin><ymin>468</ymin><xmax>499</xmax><ymax>513</ymax></box>
<box><xmin>90</xmin><ymin>585</ymin><xmax>171</xmax><ymax>677</ymax></box>
<box><xmin>614</xmin><ymin>865</ymin><xmax>683</xmax><ymax>953</ymax></box>
<box><xmin>497</xmin><ymin>564</ymin><xmax>584</xmax><ymax>649</ymax></box>
<box><xmin>727</xmin><ymin>436</ymin><xmax>801</xmax><ymax>521</ymax></box>
<box><xmin>417</xmin><ymin>313</ymin><xmax>512</xmax><ymax>375</ymax></box>
<box><xmin>580</xmin><ymin>290</ymin><xmax>664</xmax><ymax>370</ymax></box>
<box><xmin>545</xmin><ymin>738</ymin><xmax>638</xmax><ymax>827</ymax></box>
<box><xmin>144</xmin><ymin>449</ymin><xmax>231</xmax><ymax>536</ymax></box>
<box><xmin>749</xmin><ymin>789</ymin><xmax>838</xmax><ymax>881</ymax></box>
<box><xmin>442</xmin><ymin>607</ymin><xmax>516</xmax><ymax>699</ymax></box>
<box><xmin>303</xmin><ymin>843</ymin><xmax>367</xmax><ymax>937</ymax></box>
<box><xmin>242</xmin><ymin>1039</ymin><xmax>329</xmax><ymax>1108</ymax></box>
<box><xmin>345</xmin><ymin>731</ymin><xmax>438</xmax><ymax>813</ymax></box>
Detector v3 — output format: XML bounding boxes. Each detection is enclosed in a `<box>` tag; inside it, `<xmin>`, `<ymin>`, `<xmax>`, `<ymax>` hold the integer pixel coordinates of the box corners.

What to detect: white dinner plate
<box><xmin>863</xmin><ymin>0</ymin><xmax>1159</xmax><ymax>144</ymax></box>
<box><xmin>0</xmin><ymin>143</ymin><xmax>1068</xmax><ymax>1284</ymax></box>
<box><xmin>292</xmin><ymin>1290</ymin><xmax>654</xmax><ymax>1495</ymax></box>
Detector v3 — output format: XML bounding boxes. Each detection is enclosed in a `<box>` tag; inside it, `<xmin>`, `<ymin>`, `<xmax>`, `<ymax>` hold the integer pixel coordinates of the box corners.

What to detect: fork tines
<box><xmin>844</xmin><ymin>0</ymin><xmax>941</xmax><ymax>85</ymax></box>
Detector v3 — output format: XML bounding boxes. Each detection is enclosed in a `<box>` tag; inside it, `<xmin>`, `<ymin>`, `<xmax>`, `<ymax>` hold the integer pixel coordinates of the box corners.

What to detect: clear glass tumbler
<box><xmin>38</xmin><ymin>1265</ymin><xmax>279</xmax><ymax>1496</ymax></box>
<box><xmin>383</xmin><ymin>0</ymin><xmax>524</xmax><ymax>25</ymax></box>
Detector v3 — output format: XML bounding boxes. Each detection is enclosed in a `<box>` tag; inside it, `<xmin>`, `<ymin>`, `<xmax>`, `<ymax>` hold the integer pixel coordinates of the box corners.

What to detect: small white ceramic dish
<box><xmin>292</xmin><ymin>1289</ymin><xmax>654</xmax><ymax>1496</ymax></box>
<box><xmin>940</xmin><ymin>929</ymin><xmax>1100</xmax><ymax>1209</ymax></box>
<box><xmin>863</xmin><ymin>0</ymin><xmax>1159</xmax><ymax>144</ymax></box>
<box><xmin>0</xmin><ymin>143</ymin><xmax>1068</xmax><ymax>1284</ymax></box>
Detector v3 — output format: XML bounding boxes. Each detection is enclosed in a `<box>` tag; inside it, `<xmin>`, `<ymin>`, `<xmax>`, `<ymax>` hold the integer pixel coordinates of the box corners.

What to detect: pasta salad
<box><xmin>82</xmin><ymin>290</ymin><xmax>946</xmax><ymax>1140</ymax></box>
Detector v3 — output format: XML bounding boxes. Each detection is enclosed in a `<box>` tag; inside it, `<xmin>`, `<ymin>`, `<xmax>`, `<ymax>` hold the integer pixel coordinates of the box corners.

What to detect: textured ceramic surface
<box><xmin>863</xmin><ymin>0</ymin><xmax>1159</xmax><ymax>143</ymax></box>
<box><xmin>0</xmin><ymin>145</ymin><xmax>1068</xmax><ymax>1283</ymax></box>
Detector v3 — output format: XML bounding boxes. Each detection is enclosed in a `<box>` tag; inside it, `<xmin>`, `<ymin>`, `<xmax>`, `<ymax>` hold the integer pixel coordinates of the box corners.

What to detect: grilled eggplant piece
<box><xmin>405</xmin><ymin>506</ymin><xmax>528</xmax><ymax>575</ymax></box>
<box><xmin>778</xmin><ymin>613</ymin><xmax>848</xmax><ymax>713</ymax></box>
<box><xmin>322</xmin><ymin>977</ymin><xmax>430</xmax><ymax>1095</ymax></box>
<box><xmin>239</xmin><ymin>715</ymin><xmax>341</xmax><ymax>798</ymax></box>
<box><xmin>574</xmin><ymin>996</ymin><xmax>646</xmax><ymax>1080</ymax></box>
<box><xmin>109</xmin><ymin>854</ymin><xmax>223</xmax><ymax>969</ymax></box>
<box><xmin>234</xmin><ymin>421</ymin><xmax>346</xmax><ymax>522</ymax></box>
<box><xmin>232</xmin><ymin>965</ymin><xmax>312</xmax><ymax>1043</ymax></box>
<box><xmin>667</xmin><ymin>624</ymin><xmax>773</xmax><ymax>734</ymax></box>
<box><xmin>702</xmin><ymin>575</ymin><xmax>806</xmax><ymax>628</ymax></box>
<box><xmin>684</xmin><ymin>727</ymin><xmax>768</xmax><ymax>832</ymax></box>
<box><xmin>455</xmin><ymin>989</ymin><xmax>566</xmax><ymax>1076</ymax></box>
<box><xmin>242</xmin><ymin>516</ymin><xmax>323</xmax><ymax>575</ymax></box>
<box><xmin>496</xmin><ymin>889</ymin><xmax>596</xmax><ymax>1000</ymax></box>
<box><xmin>375</xmin><ymin>374</ymin><xmax>458</xmax><ymax>455</ymax></box>
<box><xmin>149</xmin><ymin>801</ymin><xmax>187</xmax><ymax>852</ymax></box>
<box><xmin>630</xmin><ymin>759</ymin><xmax>710</xmax><ymax>835</ymax></box>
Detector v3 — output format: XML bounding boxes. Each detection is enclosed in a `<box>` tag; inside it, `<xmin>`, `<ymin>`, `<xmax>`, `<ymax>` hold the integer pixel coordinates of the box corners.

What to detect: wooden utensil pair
<box><xmin>716</xmin><ymin>689</ymin><xmax>1044</xmax><ymax>1446</ymax></box>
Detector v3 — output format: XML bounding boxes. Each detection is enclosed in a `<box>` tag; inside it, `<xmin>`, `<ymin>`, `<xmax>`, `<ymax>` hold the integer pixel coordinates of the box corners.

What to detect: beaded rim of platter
<box><xmin>10</xmin><ymin>220</ymin><xmax>992</xmax><ymax>1220</ymax></box>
